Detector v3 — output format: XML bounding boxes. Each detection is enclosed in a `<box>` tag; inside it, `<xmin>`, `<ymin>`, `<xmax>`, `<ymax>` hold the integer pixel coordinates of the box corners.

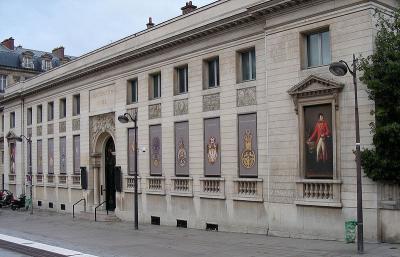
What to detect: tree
<box><xmin>359</xmin><ymin>8</ymin><xmax>400</xmax><ymax>184</ymax></box>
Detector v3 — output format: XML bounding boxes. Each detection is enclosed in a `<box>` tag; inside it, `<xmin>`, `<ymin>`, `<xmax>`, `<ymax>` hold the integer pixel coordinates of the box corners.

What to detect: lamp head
<box><xmin>117</xmin><ymin>114</ymin><xmax>129</xmax><ymax>124</ymax></box>
<box><xmin>329</xmin><ymin>61</ymin><xmax>348</xmax><ymax>76</ymax></box>
<box><xmin>15</xmin><ymin>136</ymin><xmax>23</xmax><ymax>142</ymax></box>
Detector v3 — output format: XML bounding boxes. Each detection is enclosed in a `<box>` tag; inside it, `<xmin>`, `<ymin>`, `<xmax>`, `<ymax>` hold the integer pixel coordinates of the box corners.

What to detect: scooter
<box><xmin>0</xmin><ymin>190</ymin><xmax>13</xmax><ymax>208</ymax></box>
<box><xmin>11</xmin><ymin>194</ymin><xmax>25</xmax><ymax>211</ymax></box>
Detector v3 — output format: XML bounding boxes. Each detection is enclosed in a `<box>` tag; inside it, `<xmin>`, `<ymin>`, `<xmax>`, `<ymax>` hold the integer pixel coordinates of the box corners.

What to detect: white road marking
<box><xmin>0</xmin><ymin>234</ymin><xmax>98</xmax><ymax>257</ymax></box>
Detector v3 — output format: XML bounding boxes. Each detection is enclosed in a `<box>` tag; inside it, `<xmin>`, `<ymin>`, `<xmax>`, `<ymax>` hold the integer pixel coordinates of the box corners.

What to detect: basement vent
<box><xmin>37</xmin><ymin>201</ymin><xmax>42</xmax><ymax>207</ymax></box>
<box><xmin>151</xmin><ymin>216</ymin><xmax>160</xmax><ymax>225</ymax></box>
<box><xmin>61</xmin><ymin>204</ymin><xmax>66</xmax><ymax>211</ymax></box>
<box><xmin>49</xmin><ymin>202</ymin><xmax>53</xmax><ymax>209</ymax></box>
<box><xmin>177</xmin><ymin>219</ymin><xmax>187</xmax><ymax>228</ymax></box>
<box><xmin>206</xmin><ymin>223</ymin><xmax>218</xmax><ymax>231</ymax></box>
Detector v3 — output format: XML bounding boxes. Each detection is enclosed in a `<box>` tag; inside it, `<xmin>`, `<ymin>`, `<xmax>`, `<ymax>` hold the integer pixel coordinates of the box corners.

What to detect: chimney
<box><xmin>52</xmin><ymin>46</ymin><xmax>65</xmax><ymax>59</ymax></box>
<box><xmin>181</xmin><ymin>1</ymin><xmax>197</xmax><ymax>15</ymax></box>
<box><xmin>146</xmin><ymin>17</ymin><xmax>155</xmax><ymax>29</ymax></box>
<box><xmin>1</xmin><ymin>37</ymin><xmax>14</xmax><ymax>50</ymax></box>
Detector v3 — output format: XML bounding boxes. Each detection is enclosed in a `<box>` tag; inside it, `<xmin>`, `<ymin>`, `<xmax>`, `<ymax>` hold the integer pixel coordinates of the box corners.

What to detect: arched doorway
<box><xmin>104</xmin><ymin>137</ymin><xmax>116</xmax><ymax>211</ymax></box>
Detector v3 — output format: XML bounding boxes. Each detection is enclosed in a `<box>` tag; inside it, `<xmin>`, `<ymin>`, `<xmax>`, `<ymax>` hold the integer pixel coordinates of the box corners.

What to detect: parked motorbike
<box><xmin>0</xmin><ymin>190</ymin><xmax>13</xmax><ymax>208</ymax></box>
<box><xmin>11</xmin><ymin>194</ymin><xmax>25</xmax><ymax>211</ymax></box>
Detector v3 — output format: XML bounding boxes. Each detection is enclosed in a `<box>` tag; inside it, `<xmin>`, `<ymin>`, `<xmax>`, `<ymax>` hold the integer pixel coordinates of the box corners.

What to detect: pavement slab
<box><xmin>0</xmin><ymin>209</ymin><xmax>399</xmax><ymax>257</ymax></box>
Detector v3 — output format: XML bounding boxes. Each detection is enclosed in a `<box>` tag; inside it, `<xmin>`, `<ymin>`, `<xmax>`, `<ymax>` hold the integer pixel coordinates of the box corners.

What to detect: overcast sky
<box><xmin>0</xmin><ymin>0</ymin><xmax>214</xmax><ymax>57</ymax></box>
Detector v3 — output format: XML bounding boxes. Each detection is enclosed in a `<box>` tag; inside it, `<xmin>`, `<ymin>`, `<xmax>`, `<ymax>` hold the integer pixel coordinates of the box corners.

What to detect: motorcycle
<box><xmin>0</xmin><ymin>190</ymin><xmax>13</xmax><ymax>208</ymax></box>
<box><xmin>11</xmin><ymin>194</ymin><xmax>26</xmax><ymax>211</ymax></box>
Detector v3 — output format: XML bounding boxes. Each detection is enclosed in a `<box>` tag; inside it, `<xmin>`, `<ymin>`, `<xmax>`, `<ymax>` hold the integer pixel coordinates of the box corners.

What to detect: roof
<box><xmin>0</xmin><ymin>44</ymin><xmax>76</xmax><ymax>72</ymax></box>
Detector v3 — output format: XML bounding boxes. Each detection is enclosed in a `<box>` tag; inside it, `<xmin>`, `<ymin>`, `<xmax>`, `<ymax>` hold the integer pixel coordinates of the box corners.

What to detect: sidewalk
<box><xmin>0</xmin><ymin>209</ymin><xmax>399</xmax><ymax>257</ymax></box>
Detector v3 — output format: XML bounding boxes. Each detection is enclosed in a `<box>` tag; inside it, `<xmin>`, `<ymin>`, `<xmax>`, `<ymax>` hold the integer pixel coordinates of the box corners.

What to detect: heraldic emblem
<box><xmin>177</xmin><ymin>138</ymin><xmax>187</xmax><ymax>167</ymax></box>
<box><xmin>151</xmin><ymin>137</ymin><xmax>161</xmax><ymax>167</ymax></box>
<box><xmin>207</xmin><ymin>136</ymin><xmax>218</xmax><ymax>164</ymax></box>
<box><xmin>241</xmin><ymin>129</ymin><xmax>256</xmax><ymax>169</ymax></box>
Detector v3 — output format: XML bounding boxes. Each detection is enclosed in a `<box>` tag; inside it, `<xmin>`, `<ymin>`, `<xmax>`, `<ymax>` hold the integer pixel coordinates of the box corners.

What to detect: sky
<box><xmin>0</xmin><ymin>0</ymin><xmax>215</xmax><ymax>57</ymax></box>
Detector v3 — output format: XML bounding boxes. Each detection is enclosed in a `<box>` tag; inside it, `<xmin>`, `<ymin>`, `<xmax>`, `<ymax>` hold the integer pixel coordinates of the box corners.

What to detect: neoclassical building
<box><xmin>1</xmin><ymin>0</ymin><xmax>399</xmax><ymax>242</ymax></box>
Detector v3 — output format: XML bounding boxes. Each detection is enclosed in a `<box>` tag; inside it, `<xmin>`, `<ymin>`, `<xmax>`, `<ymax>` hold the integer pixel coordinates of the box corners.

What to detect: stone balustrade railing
<box><xmin>295</xmin><ymin>179</ymin><xmax>342</xmax><ymax>207</ymax></box>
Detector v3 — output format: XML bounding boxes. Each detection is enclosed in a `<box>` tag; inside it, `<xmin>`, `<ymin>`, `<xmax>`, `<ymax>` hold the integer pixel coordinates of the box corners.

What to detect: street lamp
<box><xmin>14</xmin><ymin>135</ymin><xmax>33</xmax><ymax>215</ymax></box>
<box><xmin>118</xmin><ymin>112</ymin><xmax>139</xmax><ymax>230</ymax></box>
<box><xmin>329</xmin><ymin>54</ymin><xmax>363</xmax><ymax>254</ymax></box>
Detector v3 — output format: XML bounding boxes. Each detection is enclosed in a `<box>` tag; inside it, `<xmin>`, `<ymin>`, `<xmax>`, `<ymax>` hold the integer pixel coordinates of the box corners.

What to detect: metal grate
<box><xmin>151</xmin><ymin>216</ymin><xmax>160</xmax><ymax>225</ymax></box>
<box><xmin>206</xmin><ymin>223</ymin><xmax>218</xmax><ymax>231</ymax></box>
<box><xmin>177</xmin><ymin>219</ymin><xmax>187</xmax><ymax>228</ymax></box>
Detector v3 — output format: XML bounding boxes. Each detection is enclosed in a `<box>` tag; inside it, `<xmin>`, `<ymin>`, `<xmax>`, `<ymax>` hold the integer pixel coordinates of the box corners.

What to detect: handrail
<box><xmin>94</xmin><ymin>201</ymin><xmax>108</xmax><ymax>222</ymax></box>
<box><xmin>72</xmin><ymin>198</ymin><xmax>86</xmax><ymax>219</ymax></box>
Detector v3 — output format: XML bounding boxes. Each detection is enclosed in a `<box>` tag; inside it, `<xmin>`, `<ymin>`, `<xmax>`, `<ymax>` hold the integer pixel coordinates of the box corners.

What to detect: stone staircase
<box><xmin>77</xmin><ymin>210</ymin><xmax>120</xmax><ymax>222</ymax></box>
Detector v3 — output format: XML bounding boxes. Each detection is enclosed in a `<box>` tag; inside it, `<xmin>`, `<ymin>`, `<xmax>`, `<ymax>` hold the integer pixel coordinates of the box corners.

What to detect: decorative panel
<box><xmin>237</xmin><ymin>87</ymin><xmax>256</xmax><ymax>107</ymax></box>
<box><xmin>48</xmin><ymin>138</ymin><xmax>54</xmax><ymax>174</ymax></box>
<box><xmin>59</xmin><ymin>121</ymin><xmax>66</xmax><ymax>133</ymax></box>
<box><xmin>149</xmin><ymin>103</ymin><xmax>161</xmax><ymax>119</ymax></box>
<box><xmin>149</xmin><ymin>125</ymin><xmax>162</xmax><ymax>176</ymax></box>
<box><xmin>37</xmin><ymin>140</ymin><xmax>42</xmax><ymax>174</ymax></box>
<box><xmin>9</xmin><ymin>143</ymin><xmax>15</xmax><ymax>174</ymax></box>
<box><xmin>73</xmin><ymin>135</ymin><xmax>80</xmax><ymax>174</ymax></box>
<box><xmin>59</xmin><ymin>137</ymin><xmax>66</xmax><ymax>174</ymax></box>
<box><xmin>72</xmin><ymin>118</ymin><xmax>80</xmax><ymax>131</ymax></box>
<box><xmin>128</xmin><ymin>128</ymin><xmax>136</xmax><ymax>175</ymax></box>
<box><xmin>204</xmin><ymin>118</ymin><xmax>221</xmax><ymax>176</ymax></box>
<box><xmin>37</xmin><ymin>126</ymin><xmax>42</xmax><ymax>136</ymax></box>
<box><xmin>175</xmin><ymin>121</ymin><xmax>189</xmax><ymax>176</ymax></box>
<box><xmin>174</xmin><ymin>99</ymin><xmax>188</xmax><ymax>116</ymax></box>
<box><xmin>203</xmin><ymin>93</ymin><xmax>220</xmax><ymax>112</ymax></box>
<box><xmin>238</xmin><ymin>113</ymin><xmax>258</xmax><ymax>177</ymax></box>
<box><xmin>47</xmin><ymin>123</ymin><xmax>54</xmax><ymax>135</ymax></box>
<box><xmin>127</xmin><ymin>108</ymin><xmax>138</xmax><ymax>119</ymax></box>
<box><xmin>27</xmin><ymin>128</ymin><xmax>32</xmax><ymax>138</ymax></box>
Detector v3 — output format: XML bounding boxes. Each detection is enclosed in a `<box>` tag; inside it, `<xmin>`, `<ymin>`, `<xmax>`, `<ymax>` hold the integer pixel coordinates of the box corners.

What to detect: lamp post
<box><xmin>118</xmin><ymin>112</ymin><xmax>138</xmax><ymax>230</ymax></box>
<box><xmin>14</xmin><ymin>135</ymin><xmax>33</xmax><ymax>215</ymax></box>
<box><xmin>329</xmin><ymin>54</ymin><xmax>363</xmax><ymax>254</ymax></box>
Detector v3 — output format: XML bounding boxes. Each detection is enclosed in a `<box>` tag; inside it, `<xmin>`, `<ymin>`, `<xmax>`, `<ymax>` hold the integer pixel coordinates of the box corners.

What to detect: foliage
<box><xmin>359</xmin><ymin>8</ymin><xmax>400</xmax><ymax>184</ymax></box>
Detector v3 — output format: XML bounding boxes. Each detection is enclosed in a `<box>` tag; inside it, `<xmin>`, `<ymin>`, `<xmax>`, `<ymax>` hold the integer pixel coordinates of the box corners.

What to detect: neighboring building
<box><xmin>0</xmin><ymin>38</ymin><xmax>75</xmax><ymax>190</ymax></box>
<box><xmin>1</xmin><ymin>0</ymin><xmax>399</xmax><ymax>243</ymax></box>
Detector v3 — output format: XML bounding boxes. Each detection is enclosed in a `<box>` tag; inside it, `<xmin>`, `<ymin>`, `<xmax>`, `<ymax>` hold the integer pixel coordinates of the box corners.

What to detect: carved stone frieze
<box><xmin>47</xmin><ymin>124</ymin><xmax>54</xmax><ymax>135</ymax></box>
<box><xmin>149</xmin><ymin>104</ymin><xmax>161</xmax><ymax>119</ymax></box>
<box><xmin>203</xmin><ymin>93</ymin><xmax>220</xmax><ymax>112</ymax></box>
<box><xmin>37</xmin><ymin>126</ymin><xmax>42</xmax><ymax>136</ymax></box>
<box><xmin>27</xmin><ymin>128</ymin><xmax>32</xmax><ymax>138</ymax></box>
<box><xmin>59</xmin><ymin>121</ymin><xmax>66</xmax><ymax>133</ymax></box>
<box><xmin>127</xmin><ymin>108</ymin><xmax>138</xmax><ymax>119</ymax></box>
<box><xmin>174</xmin><ymin>99</ymin><xmax>188</xmax><ymax>116</ymax></box>
<box><xmin>89</xmin><ymin>113</ymin><xmax>115</xmax><ymax>152</ymax></box>
<box><xmin>237</xmin><ymin>87</ymin><xmax>256</xmax><ymax>107</ymax></box>
<box><xmin>72</xmin><ymin>119</ymin><xmax>80</xmax><ymax>131</ymax></box>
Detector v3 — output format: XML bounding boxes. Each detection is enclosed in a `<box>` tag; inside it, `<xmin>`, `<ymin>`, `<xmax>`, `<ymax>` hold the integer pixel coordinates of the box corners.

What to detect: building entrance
<box><xmin>104</xmin><ymin>137</ymin><xmax>116</xmax><ymax>211</ymax></box>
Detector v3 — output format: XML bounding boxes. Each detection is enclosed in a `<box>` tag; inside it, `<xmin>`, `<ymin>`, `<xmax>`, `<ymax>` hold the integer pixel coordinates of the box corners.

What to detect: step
<box><xmin>76</xmin><ymin>211</ymin><xmax>120</xmax><ymax>222</ymax></box>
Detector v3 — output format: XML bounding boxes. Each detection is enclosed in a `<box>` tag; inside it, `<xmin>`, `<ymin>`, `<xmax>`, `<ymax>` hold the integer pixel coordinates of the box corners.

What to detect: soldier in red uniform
<box><xmin>307</xmin><ymin>113</ymin><xmax>331</xmax><ymax>162</ymax></box>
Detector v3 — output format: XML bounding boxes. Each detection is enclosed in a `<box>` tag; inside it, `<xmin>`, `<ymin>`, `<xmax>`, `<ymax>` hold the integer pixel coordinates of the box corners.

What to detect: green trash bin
<box><xmin>345</xmin><ymin>220</ymin><xmax>357</xmax><ymax>243</ymax></box>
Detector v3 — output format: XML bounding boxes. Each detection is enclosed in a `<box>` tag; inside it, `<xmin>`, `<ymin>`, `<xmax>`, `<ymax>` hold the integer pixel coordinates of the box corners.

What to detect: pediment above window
<box><xmin>41</xmin><ymin>53</ymin><xmax>53</xmax><ymax>60</ymax></box>
<box><xmin>288</xmin><ymin>75</ymin><xmax>344</xmax><ymax>114</ymax></box>
<box><xmin>6</xmin><ymin>130</ymin><xmax>17</xmax><ymax>142</ymax></box>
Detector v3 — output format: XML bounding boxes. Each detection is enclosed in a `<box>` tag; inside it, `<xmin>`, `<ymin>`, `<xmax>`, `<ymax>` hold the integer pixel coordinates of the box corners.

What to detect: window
<box><xmin>73</xmin><ymin>135</ymin><xmax>80</xmax><ymax>174</ymax></box>
<box><xmin>59</xmin><ymin>98</ymin><xmax>66</xmax><ymax>119</ymax></box>
<box><xmin>10</xmin><ymin>112</ymin><xmax>15</xmax><ymax>128</ymax></box>
<box><xmin>0</xmin><ymin>74</ymin><xmax>7</xmax><ymax>92</ymax></box>
<box><xmin>48</xmin><ymin>138</ymin><xmax>54</xmax><ymax>174</ymax></box>
<box><xmin>306</xmin><ymin>30</ymin><xmax>331</xmax><ymax>68</ymax></box>
<box><xmin>127</xmin><ymin>79</ymin><xmax>138</xmax><ymax>104</ymax></box>
<box><xmin>175</xmin><ymin>66</ymin><xmax>188</xmax><ymax>94</ymax></box>
<box><xmin>239</xmin><ymin>48</ymin><xmax>256</xmax><ymax>82</ymax></box>
<box><xmin>47</xmin><ymin>102</ymin><xmax>54</xmax><ymax>121</ymax></box>
<box><xmin>59</xmin><ymin>137</ymin><xmax>66</xmax><ymax>174</ymax></box>
<box><xmin>1</xmin><ymin>115</ymin><xmax>4</xmax><ymax>132</ymax></box>
<box><xmin>37</xmin><ymin>105</ymin><xmax>42</xmax><ymax>123</ymax></box>
<box><xmin>72</xmin><ymin>94</ymin><xmax>80</xmax><ymax>116</ymax></box>
<box><xmin>205</xmin><ymin>57</ymin><xmax>219</xmax><ymax>89</ymax></box>
<box><xmin>22</xmin><ymin>56</ymin><xmax>34</xmax><ymax>69</ymax></box>
<box><xmin>41</xmin><ymin>59</ymin><xmax>52</xmax><ymax>71</ymax></box>
<box><xmin>150</xmin><ymin>73</ymin><xmax>161</xmax><ymax>100</ymax></box>
<box><xmin>37</xmin><ymin>140</ymin><xmax>42</xmax><ymax>174</ymax></box>
<box><xmin>27</xmin><ymin>107</ymin><xmax>32</xmax><ymax>125</ymax></box>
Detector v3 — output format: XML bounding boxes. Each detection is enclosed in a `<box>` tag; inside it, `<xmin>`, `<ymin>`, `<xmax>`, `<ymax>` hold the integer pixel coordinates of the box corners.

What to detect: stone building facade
<box><xmin>1</xmin><ymin>0</ymin><xmax>399</xmax><ymax>242</ymax></box>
